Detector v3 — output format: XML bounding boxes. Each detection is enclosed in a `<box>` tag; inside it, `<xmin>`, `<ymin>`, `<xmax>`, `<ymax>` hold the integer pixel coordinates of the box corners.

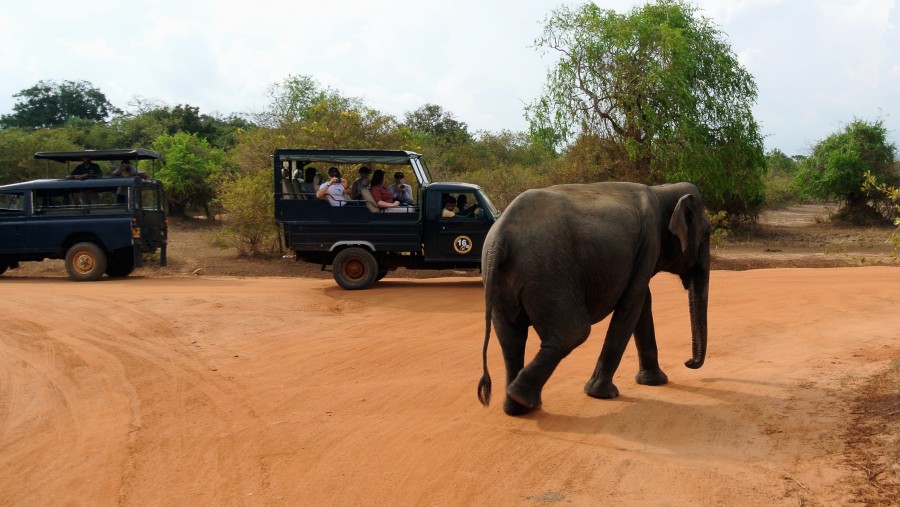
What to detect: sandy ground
<box><xmin>1</xmin><ymin>267</ymin><xmax>898</xmax><ymax>506</ymax></box>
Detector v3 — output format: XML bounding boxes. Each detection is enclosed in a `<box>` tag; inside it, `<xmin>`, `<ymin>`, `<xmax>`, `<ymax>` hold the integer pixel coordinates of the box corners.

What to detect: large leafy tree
<box><xmin>796</xmin><ymin>119</ymin><xmax>897</xmax><ymax>214</ymax></box>
<box><xmin>404</xmin><ymin>104</ymin><xmax>472</xmax><ymax>144</ymax></box>
<box><xmin>152</xmin><ymin>132</ymin><xmax>228</xmax><ymax>218</ymax></box>
<box><xmin>402</xmin><ymin>104</ymin><xmax>473</xmax><ymax>175</ymax></box>
<box><xmin>0</xmin><ymin>128</ymin><xmax>78</xmax><ymax>184</ymax></box>
<box><xmin>0</xmin><ymin>80</ymin><xmax>120</xmax><ymax>129</ymax></box>
<box><xmin>526</xmin><ymin>0</ymin><xmax>766</xmax><ymax>215</ymax></box>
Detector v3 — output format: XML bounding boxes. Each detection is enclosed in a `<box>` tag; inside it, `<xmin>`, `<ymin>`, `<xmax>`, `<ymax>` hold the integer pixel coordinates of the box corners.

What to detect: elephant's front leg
<box><xmin>585</xmin><ymin>288</ymin><xmax>649</xmax><ymax>399</ymax></box>
<box><xmin>633</xmin><ymin>289</ymin><xmax>668</xmax><ymax>386</ymax></box>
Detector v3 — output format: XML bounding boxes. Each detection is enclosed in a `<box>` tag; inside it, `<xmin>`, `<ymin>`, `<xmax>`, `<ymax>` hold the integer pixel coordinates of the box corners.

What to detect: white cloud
<box><xmin>0</xmin><ymin>0</ymin><xmax>897</xmax><ymax>155</ymax></box>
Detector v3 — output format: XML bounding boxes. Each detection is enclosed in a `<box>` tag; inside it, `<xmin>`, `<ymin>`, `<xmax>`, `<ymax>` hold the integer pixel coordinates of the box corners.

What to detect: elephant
<box><xmin>477</xmin><ymin>182</ymin><xmax>711</xmax><ymax>416</ymax></box>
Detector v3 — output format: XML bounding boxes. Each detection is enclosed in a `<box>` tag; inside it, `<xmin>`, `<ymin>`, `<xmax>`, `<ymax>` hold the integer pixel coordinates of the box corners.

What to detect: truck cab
<box><xmin>273</xmin><ymin>149</ymin><xmax>499</xmax><ymax>289</ymax></box>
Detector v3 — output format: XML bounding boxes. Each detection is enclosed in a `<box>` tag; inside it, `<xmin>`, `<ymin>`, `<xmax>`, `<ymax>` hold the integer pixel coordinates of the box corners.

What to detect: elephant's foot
<box><xmin>635</xmin><ymin>368</ymin><xmax>668</xmax><ymax>386</ymax></box>
<box><xmin>503</xmin><ymin>396</ymin><xmax>534</xmax><ymax>416</ymax></box>
<box><xmin>506</xmin><ymin>381</ymin><xmax>542</xmax><ymax>414</ymax></box>
<box><xmin>584</xmin><ymin>377</ymin><xmax>619</xmax><ymax>399</ymax></box>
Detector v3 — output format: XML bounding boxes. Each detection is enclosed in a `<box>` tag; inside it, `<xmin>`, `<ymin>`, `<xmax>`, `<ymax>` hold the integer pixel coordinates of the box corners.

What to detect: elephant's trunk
<box><xmin>684</xmin><ymin>268</ymin><xmax>708</xmax><ymax>369</ymax></box>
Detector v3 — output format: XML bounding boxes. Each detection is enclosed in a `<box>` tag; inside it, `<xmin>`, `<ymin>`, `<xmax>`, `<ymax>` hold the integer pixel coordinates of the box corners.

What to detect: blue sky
<box><xmin>1</xmin><ymin>0</ymin><xmax>897</xmax><ymax>156</ymax></box>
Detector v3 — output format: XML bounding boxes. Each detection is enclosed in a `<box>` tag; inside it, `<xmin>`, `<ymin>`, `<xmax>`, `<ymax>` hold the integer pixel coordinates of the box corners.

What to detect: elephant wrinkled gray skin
<box><xmin>477</xmin><ymin>182</ymin><xmax>712</xmax><ymax>416</ymax></box>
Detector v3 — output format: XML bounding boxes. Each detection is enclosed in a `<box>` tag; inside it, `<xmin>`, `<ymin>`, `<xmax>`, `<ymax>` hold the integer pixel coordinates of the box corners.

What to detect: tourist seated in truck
<box><xmin>455</xmin><ymin>193</ymin><xmax>479</xmax><ymax>217</ymax></box>
<box><xmin>350</xmin><ymin>166</ymin><xmax>372</xmax><ymax>200</ymax></box>
<box><xmin>389</xmin><ymin>172</ymin><xmax>415</xmax><ymax>205</ymax></box>
<box><xmin>316</xmin><ymin>167</ymin><xmax>350</xmax><ymax>206</ymax></box>
<box><xmin>369</xmin><ymin>170</ymin><xmax>400</xmax><ymax>209</ymax></box>
<box><xmin>300</xmin><ymin>167</ymin><xmax>320</xmax><ymax>195</ymax></box>
<box><xmin>442</xmin><ymin>194</ymin><xmax>457</xmax><ymax>218</ymax></box>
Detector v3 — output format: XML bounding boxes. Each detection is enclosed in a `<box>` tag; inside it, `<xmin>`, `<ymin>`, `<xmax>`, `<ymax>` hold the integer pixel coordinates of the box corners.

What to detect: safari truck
<box><xmin>0</xmin><ymin>149</ymin><xmax>168</xmax><ymax>281</ymax></box>
<box><xmin>274</xmin><ymin>149</ymin><xmax>500</xmax><ymax>289</ymax></box>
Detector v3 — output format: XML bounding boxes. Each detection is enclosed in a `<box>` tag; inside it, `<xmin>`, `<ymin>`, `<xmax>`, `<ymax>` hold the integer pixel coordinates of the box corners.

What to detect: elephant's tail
<box><xmin>477</xmin><ymin>233</ymin><xmax>505</xmax><ymax>407</ymax></box>
<box><xmin>477</xmin><ymin>299</ymin><xmax>492</xmax><ymax>407</ymax></box>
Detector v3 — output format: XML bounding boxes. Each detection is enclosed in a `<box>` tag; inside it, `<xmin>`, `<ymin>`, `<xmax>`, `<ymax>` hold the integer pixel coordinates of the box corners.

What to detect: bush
<box><xmin>215</xmin><ymin>170</ymin><xmax>281</xmax><ymax>257</ymax></box>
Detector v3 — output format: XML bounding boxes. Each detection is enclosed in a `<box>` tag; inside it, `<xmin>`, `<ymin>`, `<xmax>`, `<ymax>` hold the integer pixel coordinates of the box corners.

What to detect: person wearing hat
<box><xmin>349</xmin><ymin>166</ymin><xmax>372</xmax><ymax>200</ymax></box>
<box><xmin>389</xmin><ymin>171</ymin><xmax>414</xmax><ymax>205</ymax></box>
<box><xmin>316</xmin><ymin>167</ymin><xmax>350</xmax><ymax>206</ymax></box>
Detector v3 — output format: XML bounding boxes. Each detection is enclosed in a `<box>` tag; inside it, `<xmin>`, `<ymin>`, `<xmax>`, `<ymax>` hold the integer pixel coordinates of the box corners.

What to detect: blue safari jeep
<box><xmin>0</xmin><ymin>149</ymin><xmax>168</xmax><ymax>281</ymax></box>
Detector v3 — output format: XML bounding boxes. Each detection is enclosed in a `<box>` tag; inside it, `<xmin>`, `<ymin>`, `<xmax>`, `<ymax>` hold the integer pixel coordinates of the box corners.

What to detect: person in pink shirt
<box><xmin>369</xmin><ymin>169</ymin><xmax>399</xmax><ymax>209</ymax></box>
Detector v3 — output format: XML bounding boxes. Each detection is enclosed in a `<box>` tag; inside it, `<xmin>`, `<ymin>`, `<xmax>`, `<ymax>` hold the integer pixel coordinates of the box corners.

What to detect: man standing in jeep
<box><xmin>69</xmin><ymin>156</ymin><xmax>103</xmax><ymax>180</ymax></box>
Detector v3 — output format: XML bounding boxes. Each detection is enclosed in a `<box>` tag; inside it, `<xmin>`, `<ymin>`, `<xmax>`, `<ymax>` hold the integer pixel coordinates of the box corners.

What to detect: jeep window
<box><xmin>33</xmin><ymin>187</ymin><xmax>124</xmax><ymax>215</ymax></box>
<box><xmin>0</xmin><ymin>192</ymin><xmax>25</xmax><ymax>213</ymax></box>
<box><xmin>141</xmin><ymin>187</ymin><xmax>162</xmax><ymax>210</ymax></box>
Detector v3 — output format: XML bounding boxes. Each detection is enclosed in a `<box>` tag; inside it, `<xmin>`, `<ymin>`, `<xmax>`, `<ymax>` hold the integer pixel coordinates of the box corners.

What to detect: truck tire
<box><xmin>65</xmin><ymin>242</ymin><xmax>108</xmax><ymax>281</ymax></box>
<box><xmin>333</xmin><ymin>247</ymin><xmax>378</xmax><ymax>290</ymax></box>
<box><xmin>0</xmin><ymin>261</ymin><xmax>7</xmax><ymax>276</ymax></box>
<box><xmin>105</xmin><ymin>248</ymin><xmax>135</xmax><ymax>277</ymax></box>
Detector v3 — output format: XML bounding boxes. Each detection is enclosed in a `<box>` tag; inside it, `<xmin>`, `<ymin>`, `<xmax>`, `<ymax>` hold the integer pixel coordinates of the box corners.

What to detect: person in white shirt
<box><xmin>316</xmin><ymin>167</ymin><xmax>350</xmax><ymax>206</ymax></box>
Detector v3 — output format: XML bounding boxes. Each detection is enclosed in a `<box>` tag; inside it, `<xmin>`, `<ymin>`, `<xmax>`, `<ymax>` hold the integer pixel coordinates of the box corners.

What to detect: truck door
<box><xmin>0</xmin><ymin>191</ymin><xmax>27</xmax><ymax>252</ymax></box>
<box><xmin>135</xmin><ymin>182</ymin><xmax>168</xmax><ymax>253</ymax></box>
<box><xmin>424</xmin><ymin>190</ymin><xmax>491</xmax><ymax>263</ymax></box>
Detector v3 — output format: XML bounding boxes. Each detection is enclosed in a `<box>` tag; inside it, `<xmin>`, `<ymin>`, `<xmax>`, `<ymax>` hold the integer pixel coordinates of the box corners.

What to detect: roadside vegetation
<box><xmin>0</xmin><ymin>0</ymin><xmax>897</xmax><ymax>258</ymax></box>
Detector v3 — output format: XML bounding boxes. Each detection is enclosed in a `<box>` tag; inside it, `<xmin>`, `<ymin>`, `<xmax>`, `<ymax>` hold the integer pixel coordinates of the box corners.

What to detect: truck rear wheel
<box><xmin>65</xmin><ymin>242</ymin><xmax>107</xmax><ymax>281</ymax></box>
<box><xmin>106</xmin><ymin>248</ymin><xmax>136</xmax><ymax>277</ymax></box>
<box><xmin>333</xmin><ymin>247</ymin><xmax>378</xmax><ymax>290</ymax></box>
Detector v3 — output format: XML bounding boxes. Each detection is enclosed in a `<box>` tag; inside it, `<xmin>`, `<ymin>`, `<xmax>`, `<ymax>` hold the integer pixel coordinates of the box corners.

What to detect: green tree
<box><xmin>253</xmin><ymin>74</ymin><xmax>356</xmax><ymax>130</ymax></box>
<box><xmin>0</xmin><ymin>80</ymin><xmax>120</xmax><ymax>128</ymax></box>
<box><xmin>796</xmin><ymin>119</ymin><xmax>897</xmax><ymax>215</ymax></box>
<box><xmin>216</xmin><ymin>170</ymin><xmax>281</xmax><ymax>256</ymax></box>
<box><xmin>764</xmin><ymin>148</ymin><xmax>801</xmax><ymax>206</ymax></box>
<box><xmin>404</xmin><ymin>104</ymin><xmax>472</xmax><ymax>144</ymax></box>
<box><xmin>106</xmin><ymin>100</ymin><xmax>254</xmax><ymax>150</ymax></box>
<box><xmin>152</xmin><ymin>132</ymin><xmax>228</xmax><ymax>218</ymax></box>
<box><xmin>526</xmin><ymin>0</ymin><xmax>766</xmax><ymax>215</ymax></box>
<box><xmin>0</xmin><ymin>128</ymin><xmax>78</xmax><ymax>184</ymax></box>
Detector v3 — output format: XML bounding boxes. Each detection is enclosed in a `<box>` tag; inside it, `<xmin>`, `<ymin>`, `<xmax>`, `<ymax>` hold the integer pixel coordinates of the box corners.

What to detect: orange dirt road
<box><xmin>1</xmin><ymin>267</ymin><xmax>897</xmax><ymax>505</ymax></box>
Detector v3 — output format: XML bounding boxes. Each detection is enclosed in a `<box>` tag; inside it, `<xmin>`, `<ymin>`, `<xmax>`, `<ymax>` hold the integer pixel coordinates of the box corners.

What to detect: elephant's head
<box><xmin>658</xmin><ymin>184</ymin><xmax>712</xmax><ymax>370</ymax></box>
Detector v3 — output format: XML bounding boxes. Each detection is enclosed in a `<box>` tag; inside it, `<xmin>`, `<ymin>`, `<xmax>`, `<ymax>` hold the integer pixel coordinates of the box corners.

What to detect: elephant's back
<box><xmin>500</xmin><ymin>183</ymin><xmax>657</xmax><ymax>239</ymax></box>
<box><xmin>491</xmin><ymin>182</ymin><xmax>658</xmax><ymax>273</ymax></box>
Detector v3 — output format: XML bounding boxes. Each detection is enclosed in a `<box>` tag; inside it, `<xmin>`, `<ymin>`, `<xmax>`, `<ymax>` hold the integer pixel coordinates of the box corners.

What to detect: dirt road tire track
<box><xmin>0</xmin><ymin>268</ymin><xmax>897</xmax><ymax>505</ymax></box>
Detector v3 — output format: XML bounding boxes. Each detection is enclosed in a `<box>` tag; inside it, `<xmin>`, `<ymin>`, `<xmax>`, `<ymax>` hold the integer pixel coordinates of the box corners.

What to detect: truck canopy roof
<box><xmin>0</xmin><ymin>177</ymin><xmax>159</xmax><ymax>192</ymax></box>
<box><xmin>274</xmin><ymin>149</ymin><xmax>433</xmax><ymax>185</ymax></box>
<box><xmin>274</xmin><ymin>149</ymin><xmax>420</xmax><ymax>165</ymax></box>
<box><xmin>34</xmin><ymin>149</ymin><xmax>164</xmax><ymax>162</ymax></box>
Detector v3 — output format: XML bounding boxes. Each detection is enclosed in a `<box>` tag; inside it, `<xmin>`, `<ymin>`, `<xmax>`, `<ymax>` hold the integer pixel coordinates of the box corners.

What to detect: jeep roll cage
<box><xmin>34</xmin><ymin>149</ymin><xmax>165</xmax><ymax>178</ymax></box>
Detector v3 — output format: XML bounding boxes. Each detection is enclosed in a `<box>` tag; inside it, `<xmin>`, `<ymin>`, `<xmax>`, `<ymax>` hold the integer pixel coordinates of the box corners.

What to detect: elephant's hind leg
<box><xmin>507</xmin><ymin>310</ymin><xmax>592</xmax><ymax>414</ymax></box>
<box><xmin>493</xmin><ymin>317</ymin><xmax>531</xmax><ymax>416</ymax></box>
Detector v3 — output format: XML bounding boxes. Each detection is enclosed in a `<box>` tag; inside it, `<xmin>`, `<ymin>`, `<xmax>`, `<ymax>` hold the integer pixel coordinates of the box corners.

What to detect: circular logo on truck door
<box><xmin>453</xmin><ymin>235</ymin><xmax>474</xmax><ymax>254</ymax></box>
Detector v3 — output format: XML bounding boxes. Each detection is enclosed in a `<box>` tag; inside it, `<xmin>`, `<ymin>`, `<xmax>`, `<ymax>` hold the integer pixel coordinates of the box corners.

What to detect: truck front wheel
<box><xmin>65</xmin><ymin>242</ymin><xmax>108</xmax><ymax>281</ymax></box>
<box><xmin>332</xmin><ymin>247</ymin><xmax>378</xmax><ymax>290</ymax></box>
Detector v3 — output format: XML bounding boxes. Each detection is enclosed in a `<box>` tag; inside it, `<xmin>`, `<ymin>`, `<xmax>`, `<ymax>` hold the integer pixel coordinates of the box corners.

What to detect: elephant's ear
<box><xmin>668</xmin><ymin>194</ymin><xmax>693</xmax><ymax>253</ymax></box>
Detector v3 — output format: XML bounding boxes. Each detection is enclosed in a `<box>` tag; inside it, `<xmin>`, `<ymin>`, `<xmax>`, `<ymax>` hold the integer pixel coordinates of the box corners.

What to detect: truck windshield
<box><xmin>478</xmin><ymin>190</ymin><xmax>501</xmax><ymax>218</ymax></box>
